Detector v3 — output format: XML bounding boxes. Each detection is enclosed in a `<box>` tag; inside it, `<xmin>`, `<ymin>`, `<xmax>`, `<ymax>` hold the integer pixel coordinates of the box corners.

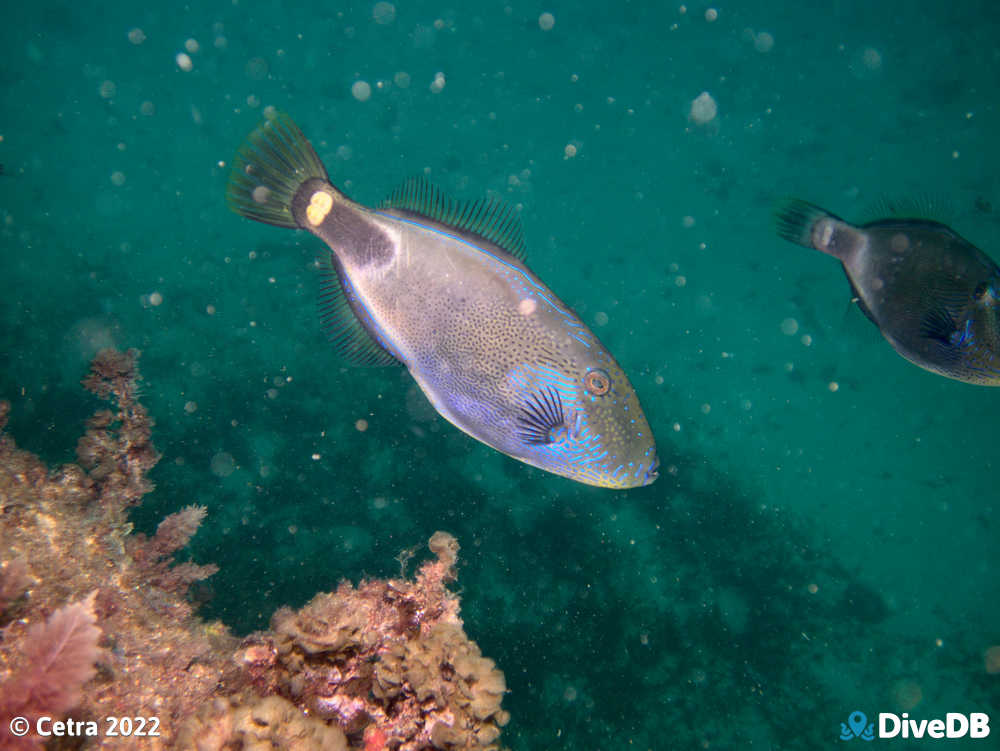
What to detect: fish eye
<box><xmin>584</xmin><ymin>368</ymin><xmax>611</xmax><ymax>396</ymax></box>
<box><xmin>974</xmin><ymin>282</ymin><xmax>990</xmax><ymax>300</ymax></box>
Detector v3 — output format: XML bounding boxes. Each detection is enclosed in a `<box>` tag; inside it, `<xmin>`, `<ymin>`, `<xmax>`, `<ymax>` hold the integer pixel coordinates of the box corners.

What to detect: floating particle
<box><xmin>211</xmin><ymin>452</ymin><xmax>236</xmax><ymax>477</ymax></box>
<box><xmin>185</xmin><ymin>38</ymin><xmax>200</xmax><ymax>53</ymax></box>
<box><xmin>246</xmin><ymin>94</ymin><xmax>260</xmax><ymax>108</ymax></box>
<box><xmin>149</xmin><ymin>291</ymin><xmax>163</xmax><ymax>306</ymax></box>
<box><xmin>594</xmin><ymin>311</ymin><xmax>608</xmax><ymax>326</ymax></box>
<box><xmin>266</xmin><ymin>388</ymin><xmax>279</xmax><ymax>400</ymax></box>
<box><xmin>563</xmin><ymin>686</ymin><xmax>577</xmax><ymax>702</ymax></box>
<box><xmin>564</xmin><ymin>143</ymin><xmax>577</xmax><ymax>158</ymax></box>
<box><xmin>393</xmin><ymin>71</ymin><xmax>411</xmax><ymax>88</ymax></box>
<box><xmin>862</xmin><ymin>47</ymin><xmax>882</xmax><ymax>71</ymax></box>
<box><xmin>705</xmin><ymin>7</ymin><xmax>718</xmax><ymax>22</ymax></box>
<box><xmin>891</xmin><ymin>679</ymin><xmax>923</xmax><ymax>711</ymax></box>
<box><xmin>351</xmin><ymin>80</ymin><xmax>372</xmax><ymax>101</ymax></box>
<box><xmin>985</xmin><ymin>646</ymin><xmax>1000</xmax><ymax>674</ymax></box>
<box><xmin>140</xmin><ymin>100</ymin><xmax>155</xmax><ymax>116</ymax></box>
<box><xmin>245</xmin><ymin>57</ymin><xmax>269</xmax><ymax>80</ymax></box>
<box><xmin>689</xmin><ymin>91</ymin><xmax>717</xmax><ymax>124</ymax></box>
<box><xmin>780</xmin><ymin>317</ymin><xmax>799</xmax><ymax>335</ymax></box>
<box><xmin>682</xmin><ymin>215</ymin><xmax>695</xmax><ymax>228</ymax></box>
<box><xmin>373</xmin><ymin>1</ymin><xmax>396</xmax><ymax>24</ymax></box>
<box><xmin>206</xmin><ymin>304</ymin><xmax>216</xmax><ymax>315</ymax></box>
<box><xmin>355</xmin><ymin>418</ymin><xmax>369</xmax><ymax>432</ymax></box>
<box><xmin>828</xmin><ymin>381</ymin><xmax>839</xmax><ymax>392</ymax></box>
<box><xmin>801</xmin><ymin>334</ymin><xmax>812</xmax><ymax>346</ymax></box>
<box><xmin>99</xmin><ymin>80</ymin><xmax>116</xmax><ymax>98</ymax></box>
<box><xmin>176</xmin><ymin>52</ymin><xmax>193</xmax><ymax>72</ymax></box>
<box><xmin>184</xmin><ymin>401</ymin><xmax>198</xmax><ymax>414</ymax></box>
<box><xmin>539</xmin><ymin>12</ymin><xmax>555</xmax><ymax>30</ymax></box>
<box><xmin>312</xmin><ymin>453</ymin><xmax>321</xmax><ymax>460</ymax></box>
<box><xmin>807</xmin><ymin>582</ymin><xmax>818</xmax><ymax>594</ymax></box>
<box><xmin>674</xmin><ymin>275</ymin><xmax>687</xmax><ymax>287</ymax></box>
<box><xmin>429</xmin><ymin>71</ymin><xmax>446</xmax><ymax>93</ymax></box>
<box><xmin>372</xmin><ymin>496</ymin><xmax>388</xmax><ymax>509</ymax></box>
<box><xmin>110</xmin><ymin>171</ymin><xmax>126</xmax><ymax>186</ymax></box>
<box><xmin>754</xmin><ymin>31</ymin><xmax>774</xmax><ymax>53</ymax></box>
<box><xmin>700</xmin><ymin>403</ymin><xmax>711</xmax><ymax>414</ymax></box>
<box><xmin>128</xmin><ymin>28</ymin><xmax>146</xmax><ymax>45</ymax></box>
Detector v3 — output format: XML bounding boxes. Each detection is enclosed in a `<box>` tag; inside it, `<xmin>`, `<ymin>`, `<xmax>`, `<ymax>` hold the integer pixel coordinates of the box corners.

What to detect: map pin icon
<box><xmin>848</xmin><ymin>711</ymin><xmax>868</xmax><ymax>737</ymax></box>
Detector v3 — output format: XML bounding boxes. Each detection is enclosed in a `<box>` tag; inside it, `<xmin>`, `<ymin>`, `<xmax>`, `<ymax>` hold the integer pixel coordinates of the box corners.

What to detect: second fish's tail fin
<box><xmin>774</xmin><ymin>199</ymin><xmax>842</xmax><ymax>249</ymax></box>
<box><xmin>226</xmin><ymin>112</ymin><xmax>330</xmax><ymax>228</ymax></box>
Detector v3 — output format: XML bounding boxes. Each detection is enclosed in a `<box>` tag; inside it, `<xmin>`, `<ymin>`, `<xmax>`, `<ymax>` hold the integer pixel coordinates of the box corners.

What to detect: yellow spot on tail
<box><xmin>306</xmin><ymin>190</ymin><xmax>333</xmax><ymax>226</ymax></box>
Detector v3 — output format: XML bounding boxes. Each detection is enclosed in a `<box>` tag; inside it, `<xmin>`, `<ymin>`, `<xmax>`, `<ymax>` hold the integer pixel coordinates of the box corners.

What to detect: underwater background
<box><xmin>1</xmin><ymin>0</ymin><xmax>997</xmax><ymax>747</ymax></box>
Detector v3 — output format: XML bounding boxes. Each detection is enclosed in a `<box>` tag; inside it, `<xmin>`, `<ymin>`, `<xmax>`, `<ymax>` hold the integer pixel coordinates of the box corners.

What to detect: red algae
<box><xmin>0</xmin><ymin>349</ymin><xmax>508</xmax><ymax>750</ymax></box>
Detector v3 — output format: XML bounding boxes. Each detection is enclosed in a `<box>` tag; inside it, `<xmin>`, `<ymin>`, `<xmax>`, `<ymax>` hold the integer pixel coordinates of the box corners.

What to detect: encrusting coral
<box><xmin>0</xmin><ymin>349</ymin><xmax>508</xmax><ymax>750</ymax></box>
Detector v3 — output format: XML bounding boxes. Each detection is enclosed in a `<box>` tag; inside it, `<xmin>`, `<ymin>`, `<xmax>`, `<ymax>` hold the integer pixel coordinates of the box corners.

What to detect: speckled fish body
<box><xmin>227</xmin><ymin>114</ymin><xmax>658</xmax><ymax>487</ymax></box>
<box><xmin>776</xmin><ymin>200</ymin><xmax>1000</xmax><ymax>385</ymax></box>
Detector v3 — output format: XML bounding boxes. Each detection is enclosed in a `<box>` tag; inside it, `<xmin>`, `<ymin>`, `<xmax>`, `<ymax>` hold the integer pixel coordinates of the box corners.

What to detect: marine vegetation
<box><xmin>0</xmin><ymin>349</ymin><xmax>508</xmax><ymax>750</ymax></box>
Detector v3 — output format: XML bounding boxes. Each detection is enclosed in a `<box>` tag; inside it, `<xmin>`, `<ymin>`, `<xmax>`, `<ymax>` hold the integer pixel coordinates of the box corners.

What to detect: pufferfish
<box><xmin>226</xmin><ymin>113</ymin><xmax>658</xmax><ymax>487</ymax></box>
<box><xmin>776</xmin><ymin>199</ymin><xmax>1000</xmax><ymax>385</ymax></box>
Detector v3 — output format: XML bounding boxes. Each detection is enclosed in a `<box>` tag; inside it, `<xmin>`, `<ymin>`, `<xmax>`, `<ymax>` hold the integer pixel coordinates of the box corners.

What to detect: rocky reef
<box><xmin>0</xmin><ymin>349</ymin><xmax>508</xmax><ymax>750</ymax></box>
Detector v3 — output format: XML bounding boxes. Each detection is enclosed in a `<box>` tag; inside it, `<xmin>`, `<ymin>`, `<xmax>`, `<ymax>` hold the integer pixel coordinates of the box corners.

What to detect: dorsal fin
<box><xmin>861</xmin><ymin>194</ymin><xmax>954</xmax><ymax>224</ymax></box>
<box><xmin>378</xmin><ymin>176</ymin><xmax>527</xmax><ymax>261</ymax></box>
<box><xmin>317</xmin><ymin>261</ymin><xmax>401</xmax><ymax>367</ymax></box>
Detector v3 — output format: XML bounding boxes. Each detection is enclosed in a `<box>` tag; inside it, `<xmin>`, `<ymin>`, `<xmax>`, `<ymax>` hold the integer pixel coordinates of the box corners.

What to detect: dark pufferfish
<box><xmin>776</xmin><ymin>199</ymin><xmax>1000</xmax><ymax>385</ymax></box>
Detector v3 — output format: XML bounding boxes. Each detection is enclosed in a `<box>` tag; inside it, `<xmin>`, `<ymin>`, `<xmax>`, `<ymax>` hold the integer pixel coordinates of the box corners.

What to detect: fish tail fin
<box><xmin>226</xmin><ymin>112</ymin><xmax>330</xmax><ymax>228</ymax></box>
<box><xmin>774</xmin><ymin>198</ymin><xmax>842</xmax><ymax>248</ymax></box>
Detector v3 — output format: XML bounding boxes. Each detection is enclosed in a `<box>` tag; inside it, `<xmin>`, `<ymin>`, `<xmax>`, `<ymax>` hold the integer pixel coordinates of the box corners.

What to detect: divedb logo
<box><xmin>840</xmin><ymin>710</ymin><xmax>991</xmax><ymax>740</ymax></box>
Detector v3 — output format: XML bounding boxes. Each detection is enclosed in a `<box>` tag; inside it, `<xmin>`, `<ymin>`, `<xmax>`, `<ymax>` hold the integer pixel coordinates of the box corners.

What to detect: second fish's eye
<box><xmin>584</xmin><ymin>369</ymin><xmax>611</xmax><ymax>396</ymax></box>
<box><xmin>974</xmin><ymin>282</ymin><xmax>990</xmax><ymax>300</ymax></box>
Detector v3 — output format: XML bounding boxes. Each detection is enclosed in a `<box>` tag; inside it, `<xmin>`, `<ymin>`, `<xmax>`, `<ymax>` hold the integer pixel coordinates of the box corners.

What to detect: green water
<box><xmin>2</xmin><ymin>0</ymin><xmax>997</xmax><ymax>747</ymax></box>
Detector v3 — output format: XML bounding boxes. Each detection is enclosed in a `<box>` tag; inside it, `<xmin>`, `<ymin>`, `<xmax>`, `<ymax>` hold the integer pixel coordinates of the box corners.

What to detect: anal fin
<box><xmin>318</xmin><ymin>260</ymin><xmax>401</xmax><ymax>367</ymax></box>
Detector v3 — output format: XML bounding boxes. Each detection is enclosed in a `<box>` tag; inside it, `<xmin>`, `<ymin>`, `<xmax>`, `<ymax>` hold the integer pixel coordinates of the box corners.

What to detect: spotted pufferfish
<box><xmin>226</xmin><ymin>113</ymin><xmax>658</xmax><ymax>487</ymax></box>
